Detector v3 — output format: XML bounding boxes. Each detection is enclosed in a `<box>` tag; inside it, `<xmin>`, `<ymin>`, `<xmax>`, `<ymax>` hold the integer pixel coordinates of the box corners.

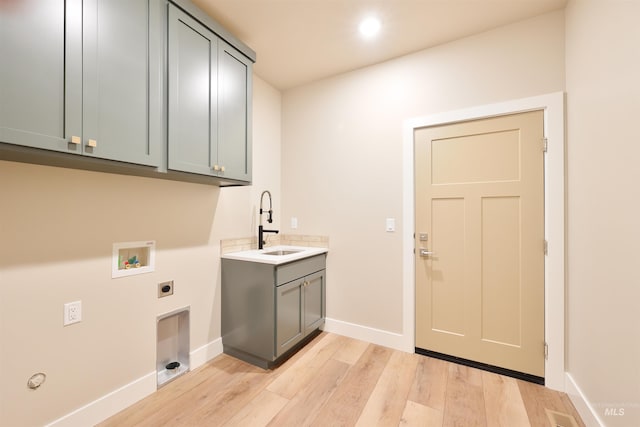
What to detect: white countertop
<box><xmin>221</xmin><ymin>245</ymin><xmax>328</xmax><ymax>265</ymax></box>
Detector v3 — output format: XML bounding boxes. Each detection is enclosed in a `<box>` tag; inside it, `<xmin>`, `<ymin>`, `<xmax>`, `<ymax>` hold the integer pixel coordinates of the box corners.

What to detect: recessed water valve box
<box><xmin>112</xmin><ymin>241</ymin><xmax>155</xmax><ymax>278</ymax></box>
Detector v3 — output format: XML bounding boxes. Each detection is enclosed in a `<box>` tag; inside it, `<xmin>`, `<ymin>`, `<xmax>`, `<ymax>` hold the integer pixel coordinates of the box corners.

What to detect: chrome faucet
<box><xmin>258</xmin><ymin>190</ymin><xmax>279</xmax><ymax>249</ymax></box>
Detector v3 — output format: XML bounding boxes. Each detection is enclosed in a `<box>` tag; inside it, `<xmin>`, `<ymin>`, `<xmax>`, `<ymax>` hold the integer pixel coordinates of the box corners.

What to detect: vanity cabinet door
<box><xmin>304</xmin><ymin>270</ymin><xmax>326</xmax><ymax>334</ymax></box>
<box><xmin>0</xmin><ymin>0</ymin><xmax>81</xmax><ymax>153</ymax></box>
<box><xmin>276</xmin><ymin>279</ymin><xmax>304</xmax><ymax>357</ymax></box>
<box><xmin>168</xmin><ymin>4</ymin><xmax>219</xmax><ymax>176</ymax></box>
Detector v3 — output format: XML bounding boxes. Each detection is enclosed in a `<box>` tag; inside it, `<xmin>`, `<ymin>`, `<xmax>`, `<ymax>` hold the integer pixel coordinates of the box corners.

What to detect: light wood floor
<box><xmin>99</xmin><ymin>332</ymin><xmax>584</xmax><ymax>427</ymax></box>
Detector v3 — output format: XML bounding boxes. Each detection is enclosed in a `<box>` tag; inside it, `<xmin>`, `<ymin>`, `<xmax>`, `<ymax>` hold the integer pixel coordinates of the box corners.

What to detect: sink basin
<box><xmin>263</xmin><ymin>249</ymin><xmax>303</xmax><ymax>256</ymax></box>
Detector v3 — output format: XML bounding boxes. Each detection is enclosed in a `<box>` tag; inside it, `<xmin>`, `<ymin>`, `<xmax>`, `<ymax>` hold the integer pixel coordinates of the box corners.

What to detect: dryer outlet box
<box><xmin>158</xmin><ymin>281</ymin><xmax>174</xmax><ymax>298</ymax></box>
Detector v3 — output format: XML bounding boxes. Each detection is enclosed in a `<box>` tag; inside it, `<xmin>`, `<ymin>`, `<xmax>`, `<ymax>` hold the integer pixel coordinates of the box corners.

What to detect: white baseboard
<box><xmin>565</xmin><ymin>372</ymin><xmax>605</xmax><ymax>427</ymax></box>
<box><xmin>45</xmin><ymin>338</ymin><xmax>223</xmax><ymax>427</ymax></box>
<box><xmin>45</xmin><ymin>371</ymin><xmax>156</xmax><ymax>427</ymax></box>
<box><xmin>323</xmin><ymin>318</ymin><xmax>410</xmax><ymax>352</ymax></box>
<box><xmin>190</xmin><ymin>337</ymin><xmax>223</xmax><ymax>369</ymax></box>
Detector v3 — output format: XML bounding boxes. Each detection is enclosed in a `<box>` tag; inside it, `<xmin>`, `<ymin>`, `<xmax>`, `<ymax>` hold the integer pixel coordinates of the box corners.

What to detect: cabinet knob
<box><xmin>87</xmin><ymin>139</ymin><xmax>97</xmax><ymax>148</ymax></box>
<box><xmin>70</xmin><ymin>136</ymin><xmax>81</xmax><ymax>145</ymax></box>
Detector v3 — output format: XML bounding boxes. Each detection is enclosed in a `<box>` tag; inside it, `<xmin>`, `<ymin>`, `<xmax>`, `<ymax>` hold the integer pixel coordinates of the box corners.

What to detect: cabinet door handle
<box><xmin>220</xmin><ymin>166</ymin><xmax>225</xmax><ymax>173</ymax></box>
<box><xmin>70</xmin><ymin>136</ymin><xmax>81</xmax><ymax>145</ymax></box>
<box><xmin>213</xmin><ymin>165</ymin><xmax>220</xmax><ymax>171</ymax></box>
<box><xmin>87</xmin><ymin>139</ymin><xmax>97</xmax><ymax>148</ymax></box>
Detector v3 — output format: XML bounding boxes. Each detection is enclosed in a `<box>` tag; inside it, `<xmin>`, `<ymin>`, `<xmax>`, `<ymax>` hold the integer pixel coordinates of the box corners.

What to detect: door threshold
<box><xmin>415</xmin><ymin>347</ymin><xmax>544</xmax><ymax>385</ymax></box>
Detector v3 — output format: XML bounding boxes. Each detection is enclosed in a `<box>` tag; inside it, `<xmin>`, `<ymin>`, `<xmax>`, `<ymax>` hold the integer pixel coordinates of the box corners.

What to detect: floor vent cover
<box><xmin>546</xmin><ymin>409</ymin><xmax>580</xmax><ymax>427</ymax></box>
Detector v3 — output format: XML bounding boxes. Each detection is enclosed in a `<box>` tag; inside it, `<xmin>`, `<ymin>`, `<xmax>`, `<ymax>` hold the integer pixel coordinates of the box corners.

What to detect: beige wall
<box><xmin>565</xmin><ymin>1</ymin><xmax>640</xmax><ymax>425</ymax></box>
<box><xmin>0</xmin><ymin>75</ymin><xmax>281</xmax><ymax>426</ymax></box>
<box><xmin>281</xmin><ymin>11</ymin><xmax>565</xmax><ymax>333</ymax></box>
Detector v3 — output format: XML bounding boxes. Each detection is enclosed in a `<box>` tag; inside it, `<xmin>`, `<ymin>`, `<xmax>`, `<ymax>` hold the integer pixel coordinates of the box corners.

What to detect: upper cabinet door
<box><xmin>218</xmin><ymin>41</ymin><xmax>252</xmax><ymax>182</ymax></box>
<box><xmin>0</xmin><ymin>0</ymin><xmax>82</xmax><ymax>153</ymax></box>
<box><xmin>168</xmin><ymin>5</ymin><xmax>219</xmax><ymax>176</ymax></box>
<box><xmin>82</xmin><ymin>0</ymin><xmax>160</xmax><ymax>166</ymax></box>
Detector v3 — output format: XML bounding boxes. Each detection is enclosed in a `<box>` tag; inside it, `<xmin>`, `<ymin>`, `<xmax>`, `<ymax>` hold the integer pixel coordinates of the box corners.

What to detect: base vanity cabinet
<box><xmin>221</xmin><ymin>252</ymin><xmax>326</xmax><ymax>368</ymax></box>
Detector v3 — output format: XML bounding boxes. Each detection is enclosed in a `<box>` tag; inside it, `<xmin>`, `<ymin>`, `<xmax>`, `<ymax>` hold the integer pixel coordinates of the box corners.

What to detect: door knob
<box><xmin>419</xmin><ymin>249</ymin><xmax>434</xmax><ymax>257</ymax></box>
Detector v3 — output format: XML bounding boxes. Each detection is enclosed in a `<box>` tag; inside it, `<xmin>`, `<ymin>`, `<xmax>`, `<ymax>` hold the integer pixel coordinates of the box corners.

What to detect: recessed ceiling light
<box><xmin>359</xmin><ymin>17</ymin><xmax>381</xmax><ymax>38</ymax></box>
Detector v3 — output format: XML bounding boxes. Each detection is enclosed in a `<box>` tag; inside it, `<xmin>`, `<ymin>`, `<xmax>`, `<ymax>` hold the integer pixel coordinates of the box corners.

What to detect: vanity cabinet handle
<box><xmin>70</xmin><ymin>136</ymin><xmax>81</xmax><ymax>145</ymax></box>
<box><xmin>87</xmin><ymin>139</ymin><xmax>97</xmax><ymax>148</ymax></box>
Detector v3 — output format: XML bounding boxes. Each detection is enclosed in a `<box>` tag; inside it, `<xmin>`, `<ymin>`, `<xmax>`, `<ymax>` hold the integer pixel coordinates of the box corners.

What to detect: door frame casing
<box><xmin>402</xmin><ymin>92</ymin><xmax>565</xmax><ymax>391</ymax></box>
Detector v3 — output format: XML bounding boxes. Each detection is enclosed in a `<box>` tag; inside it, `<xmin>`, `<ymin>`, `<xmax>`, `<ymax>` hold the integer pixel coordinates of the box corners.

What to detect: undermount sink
<box><xmin>221</xmin><ymin>246</ymin><xmax>328</xmax><ymax>265</ymax></box>
<box><xmin>263</xmin><ymin>249</ymin><xmax>303</xmax><ymax>256</ymax></box>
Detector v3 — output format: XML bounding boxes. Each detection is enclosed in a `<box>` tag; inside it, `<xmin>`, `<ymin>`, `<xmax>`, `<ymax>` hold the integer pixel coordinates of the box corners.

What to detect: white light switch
<box><xmin>386</xmin><ymin>218</ymin><xmax>395</xmax><ymax>232</ymax></box>
<box><xmin>291</xmin><ymin>217</ymin><xmax>298</xmax><ymax>229</ymax></box>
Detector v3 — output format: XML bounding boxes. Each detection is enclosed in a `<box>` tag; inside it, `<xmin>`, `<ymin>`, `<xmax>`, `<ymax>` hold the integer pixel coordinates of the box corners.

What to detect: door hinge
<box><xmin>544</xmin><ymin>240</ymin><xmax>548</xmax><ymax>255</ymax></box>
<box><xmin>542</xmin><ymin>137</ymin><xmax>548</xmax><ymax>153</ymax></box>
<box><xmin>544</xmin><ymin>342</ymin><xmax>549</xmax><ymax>360</ymax></box>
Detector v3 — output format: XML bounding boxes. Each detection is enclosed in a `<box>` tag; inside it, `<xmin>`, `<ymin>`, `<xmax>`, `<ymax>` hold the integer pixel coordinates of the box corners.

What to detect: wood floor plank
<box><xmin>331</xmin><ymin>336</ymin><xmax>370</xmax><ymax>365</ymax></box>
<box><xmin>400</xmin><ymin>400</ymin><xmax>444</xmax><ymax>427</ymax></box>
<box><xmin>408</xmin><ymin>355</ymin><xmax>450</xmax><ymax>411</ymax></box>
<box><xmin>222</xmin><ymin>389</ymin><xmax>289</xmax><ymax>427</ymax></box>
<box><xmin>267</xmin><ymin>332</ymin><xmax>346</xmax><ymax>399</ymax></box>
<box><xmin>178</xmin><ymin>368</ymin><xmax>275</xmax><ymax>426</ymax></box>
<box><xmin>309</xmin><ymin>344</ymin><xmax>393</xmax><ymax>427</ymax></box>
<box><xmin>518</xmin><ymin>380</ymin><xmax>586</xmax><ymax>427</ymax></box>
<box><xmin>139</xmin><ymin>360</ymin><xmax>265</xmax><ymax>427</ymax></box>
<box><xmin>482</xmin><ymin>371</ymin><xmax>531</xmax><ymax>427</ymax></box>
<box><xmin>267</xmin><ymin>358</ymin><xmax>350</xmax><ymax>427</ymax></box>
<box><xmin>442</xmin><ymin>363</ymin><xmax>487</xmax><ymax>427</ymax></box>
<box><xmin>559</xmin><ymin>392</ymin><xmax>587</xmax><ymax>427</ymax></box>
<box><xmin>355</xmin><ymin>350</ymin><xmax>420</xmax><ymax>427</ymax></box>
<box><xmin>98</xmin><ymin>355</ymin><xmax>248</xmax><ymax>427</ymax></box>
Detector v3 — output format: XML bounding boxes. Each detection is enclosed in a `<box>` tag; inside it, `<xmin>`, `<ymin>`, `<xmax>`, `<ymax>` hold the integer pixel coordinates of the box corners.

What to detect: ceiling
<box><xmin>192</xmin><ymin>0</ymin><xmax>567</xmax><ymax>90</ymax></box>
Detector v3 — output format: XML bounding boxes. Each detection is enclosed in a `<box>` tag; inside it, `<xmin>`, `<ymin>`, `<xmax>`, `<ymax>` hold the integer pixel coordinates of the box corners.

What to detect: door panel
<box><xmin>218</xmin><ymin>41</ymin><xmax>251</xmax><ymax>181</ymax></box>
<box><xmin>431</xmin><ymin>130</ymin><xmax>520</xmax><ymax>184</ymax></box>
<box><xmin>415</xmin><ymin>110</ymin><xmax>544</xmax><ymax>377</ymax></box>
<box><xmin>276</xmin><ymin>280</ymin><xmax>303</xmax><ymax>357</ymax></box>
<box><xmin>481</xmin><ymin>196</ymin><xmax>521</xmax><ymax>346</ymax></box>
<box><xmin>0</xmin><ymin>0</ymin><xmax>80</xmax><ymax>152</ymax></box>
<box><xmin>430</xmin><ymin>198</ymin><xmax>466</xmax><ymax>336</ymax></box>
<box><xmin>83</xmin><ymin>0</ymin><xmax>157</xmax><ymax>165</ymax></box>
<box><xmin>168</xmin><ymin>5</ymin><xmax>218</xmax><ymax>175</ymax></box>
<box><xmin>304</xmin><ymin>270</ymin><xmax>325</xmax><ymax>333</ymax></box>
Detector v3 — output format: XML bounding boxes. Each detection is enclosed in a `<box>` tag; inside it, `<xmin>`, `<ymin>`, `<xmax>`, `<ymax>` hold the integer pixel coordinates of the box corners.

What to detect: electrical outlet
<box><xmin>63</xmin><ymin>301</ymin><xmax>82</xmax><ymax>326</ymax></box>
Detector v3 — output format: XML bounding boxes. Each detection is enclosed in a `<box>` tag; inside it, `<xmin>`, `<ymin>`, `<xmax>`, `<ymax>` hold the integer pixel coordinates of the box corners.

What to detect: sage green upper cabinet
<box><xmin>218</xmin><ymin>41</ymin><xmax>252</xmax><ymax>182</ymax></box>
<box><xmin>168</xmin><ymin>6</ymin><xmax>219</xmax><ymax>176</ymax></box>
<box><xmin>0</xmin><ymin>0</ymin><xmax>81</xmax><ymax>153</ymax></box>
<box><xmin>81</xmin><ymin>0</ymin><xmax>162</xmax><ymax>166</ymax></box>
<box><xmin>0</xmin><ymin>0</ymin><xmax>162</xmax><ymax>167</ymax></box>
<box><xmin>168</xmin><ymin>4</ymin><xmax>253</xmax><ymax>182</ymax></box>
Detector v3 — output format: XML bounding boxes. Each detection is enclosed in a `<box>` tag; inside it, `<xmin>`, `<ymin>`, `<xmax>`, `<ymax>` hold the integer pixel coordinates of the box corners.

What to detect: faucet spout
<box><xmin>259</xmin><ymin>190</ymin><xmax>273</xmax><ymax>224</ymax></box>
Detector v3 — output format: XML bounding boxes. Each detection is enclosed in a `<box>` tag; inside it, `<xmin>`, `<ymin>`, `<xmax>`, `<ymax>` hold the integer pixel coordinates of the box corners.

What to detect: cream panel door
<box><xmin>415</xmin><ymin>110</ymin><xmax>544</xmax><ymax>377</ymax></box>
